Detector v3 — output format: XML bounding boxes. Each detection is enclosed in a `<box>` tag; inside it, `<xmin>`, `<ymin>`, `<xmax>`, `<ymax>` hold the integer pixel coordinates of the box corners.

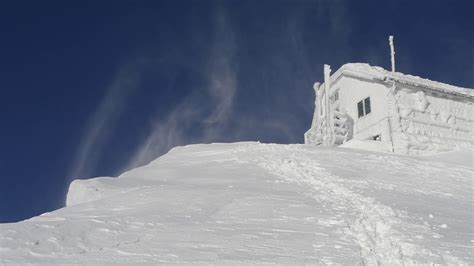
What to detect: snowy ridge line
<box><xmin>235</xmin><ymin>144</ymin><xmax>466</xmax><ymax>265</ymax></box>
<box><xmin>1</xmin><ymin>142</ymin><xmax>471</xmax><ymax>264</ymax></box>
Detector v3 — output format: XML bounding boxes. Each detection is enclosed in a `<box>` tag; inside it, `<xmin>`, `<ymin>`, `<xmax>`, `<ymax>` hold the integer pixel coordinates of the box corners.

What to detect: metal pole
<box><xmin>323</xmin><ymin>64</ymin><xmax>332</xmax><ymax>145</ymax></box>
<box><xmin>389</xmin><ymin>35</ymin><xmax>396</xmax><ymax>73</ymax></box>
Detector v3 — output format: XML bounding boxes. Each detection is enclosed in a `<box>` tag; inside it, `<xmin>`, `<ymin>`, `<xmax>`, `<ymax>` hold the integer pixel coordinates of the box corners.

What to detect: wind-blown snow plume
<box><xmin>70</xmin><ymin>2</ymin><xmax>356</xmax><ymax>177</ymax></box>
<box><xmin>124</xmin><ymin>9</ymin><xmax>237</xmax><ymax>170</ymax></box>
<box><xmin>69</xmin><ymin>63</ymin><xmax>142</xmax><ymax>179</ymax></box>
<box><xmin>205</xmin><ymin>20</ymin><xmax>237</xmax><ymax>126</ymax></box>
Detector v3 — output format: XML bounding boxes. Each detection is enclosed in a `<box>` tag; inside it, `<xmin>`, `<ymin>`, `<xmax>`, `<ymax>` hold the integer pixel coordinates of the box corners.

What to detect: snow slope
<box><xmin>1</xmin><ymin>142</ymin><xmax>472</xmax><ymax>264</ymax></box>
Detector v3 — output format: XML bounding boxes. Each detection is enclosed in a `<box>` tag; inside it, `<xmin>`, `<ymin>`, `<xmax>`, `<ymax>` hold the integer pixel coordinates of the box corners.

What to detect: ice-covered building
<box><xmin>304</xmin><ymin>63</ymin><xmax>474</xmax><ymax>155</ymax></box>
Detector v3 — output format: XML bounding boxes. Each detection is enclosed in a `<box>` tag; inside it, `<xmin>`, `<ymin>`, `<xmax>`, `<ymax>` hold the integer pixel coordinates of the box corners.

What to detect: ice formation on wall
<box><xmin>394</xmin><ymin>86</ymin><xmax>473</xmax><ymax>154</ymax></box>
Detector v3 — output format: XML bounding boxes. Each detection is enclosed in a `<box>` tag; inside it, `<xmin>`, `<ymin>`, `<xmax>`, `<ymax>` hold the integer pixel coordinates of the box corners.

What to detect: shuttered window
<box><xmin>357</xmin><ymin>101</ymin><xmax>364</xmax><ymax>118</ymax></box>
<box><xmin>357</xmin><ymin>97</ymin><xmax>371</xmax><ymax>118</ymax></box>
<box><xmin>364</xmin><ymin>97</ymin><xmax>371</xmax><ymax>115</ymax></box>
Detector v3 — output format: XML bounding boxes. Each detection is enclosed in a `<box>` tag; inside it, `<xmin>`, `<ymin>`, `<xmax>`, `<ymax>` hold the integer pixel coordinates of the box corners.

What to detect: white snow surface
<box><xmin>1</xmin><ymin>142</ymin><xmax>473</xmax><ymax>264</ymax></box>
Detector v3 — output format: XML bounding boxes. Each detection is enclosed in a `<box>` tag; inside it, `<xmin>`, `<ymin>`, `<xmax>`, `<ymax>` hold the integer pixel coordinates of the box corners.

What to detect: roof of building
<box><xmin>330</xmin><ymin>63</ymin><xmax>474</xmax><ymax>98</ymax></box>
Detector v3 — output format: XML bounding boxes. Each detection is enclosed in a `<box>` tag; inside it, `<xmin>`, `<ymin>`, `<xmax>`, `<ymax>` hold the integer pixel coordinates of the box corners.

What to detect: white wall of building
<box><xmin>335</xmin><ymin>76</ymin><xmax>391</xmax><ymax>142</ymax></box>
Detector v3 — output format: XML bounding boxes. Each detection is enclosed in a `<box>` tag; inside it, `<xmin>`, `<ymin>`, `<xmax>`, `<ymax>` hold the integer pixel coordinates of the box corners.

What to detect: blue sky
<box><xmin>0</xmin><ymin>0</ymin><xmax>472</xmax><ymax>222</ymax></box>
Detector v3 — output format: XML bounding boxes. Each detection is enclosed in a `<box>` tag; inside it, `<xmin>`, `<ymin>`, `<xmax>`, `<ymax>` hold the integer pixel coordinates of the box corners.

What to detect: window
<box><xmin>364</xmin><ymin>97</ymin><xmax>371</xmax><ymax>115</ymax></box>
<box><xmin>357</xmin><ymin>101</ymin><xmax>364</xmax><ymax>117</ymax></box>
<box><xmin>372</xmin><ymin>134</ymin><xmax>381</xmax><ymax>141</ymax></box>
<box><xmin>331</xmin><ymin>91</ymin><xmax>339</xmax><ymax>103</ymax></box>
<box><xmin>357</xmin><ymin>97</ymin><xmax>371</xmax><ymax>118</ymax></box>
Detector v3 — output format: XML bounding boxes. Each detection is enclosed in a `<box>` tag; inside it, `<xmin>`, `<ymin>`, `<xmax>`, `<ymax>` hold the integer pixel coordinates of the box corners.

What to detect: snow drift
<box><xmin>0</xmin><ymin>142</ymin><xmax>472</xmax><ymax>264</ymax></box>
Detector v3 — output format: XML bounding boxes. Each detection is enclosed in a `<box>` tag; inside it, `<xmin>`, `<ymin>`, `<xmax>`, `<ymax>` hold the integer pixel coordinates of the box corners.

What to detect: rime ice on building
<box><xmin>304</xmin><ymin>63</ymin><xmax>474</xmax><ymax>155</ymax></box>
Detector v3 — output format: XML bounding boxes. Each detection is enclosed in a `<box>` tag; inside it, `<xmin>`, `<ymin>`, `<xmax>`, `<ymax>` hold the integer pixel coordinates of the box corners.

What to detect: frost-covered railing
<box><xmin>305</xmin><ymin>110</ymin><xmax>353</xmax><ymax>146</ymax></box>
<box><xmin>332</xmin><ymin>110</ymin><xmax>353</xmax><ymax>145</ymax></box>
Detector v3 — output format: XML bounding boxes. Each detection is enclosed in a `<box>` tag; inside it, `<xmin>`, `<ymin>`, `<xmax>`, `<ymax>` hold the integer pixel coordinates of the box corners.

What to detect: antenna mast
<box><xmin>323</xmin><ymin>64</ymin><xmax>333</xmax><ymax>146</ymax></box>
<box><xmin>389</xmin><ymin>35</ymin><xmax>396</xmax><ymax>72</ymax></box>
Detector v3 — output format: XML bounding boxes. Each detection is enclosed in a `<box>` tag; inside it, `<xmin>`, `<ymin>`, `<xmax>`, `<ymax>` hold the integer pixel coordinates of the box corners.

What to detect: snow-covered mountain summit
<box><xmin>1</xmin><ymin>142</ymin><xmax>472</xmax><ymax>264</ymax></box>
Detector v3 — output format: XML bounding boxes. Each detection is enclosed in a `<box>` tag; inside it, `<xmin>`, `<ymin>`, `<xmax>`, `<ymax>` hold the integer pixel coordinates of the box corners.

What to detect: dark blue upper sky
<box><xmin>1</xmin><ymin>0</ymin><xmax>472</xmax><ymax>222</ymax></box>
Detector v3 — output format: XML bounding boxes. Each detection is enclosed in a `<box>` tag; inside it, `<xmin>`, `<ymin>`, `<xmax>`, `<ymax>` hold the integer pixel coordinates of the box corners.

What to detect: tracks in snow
<box><xmin>239</xmin><ymin>145</ymin><xmax>460</xmax><ymax>265</ymax></box>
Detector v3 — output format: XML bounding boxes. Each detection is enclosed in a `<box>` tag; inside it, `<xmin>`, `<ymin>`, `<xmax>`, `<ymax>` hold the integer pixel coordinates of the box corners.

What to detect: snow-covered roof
<box><xmin>331</xmin><ymin>63</ymin><xmax>474</xmax><ymax>98</ymax></box>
